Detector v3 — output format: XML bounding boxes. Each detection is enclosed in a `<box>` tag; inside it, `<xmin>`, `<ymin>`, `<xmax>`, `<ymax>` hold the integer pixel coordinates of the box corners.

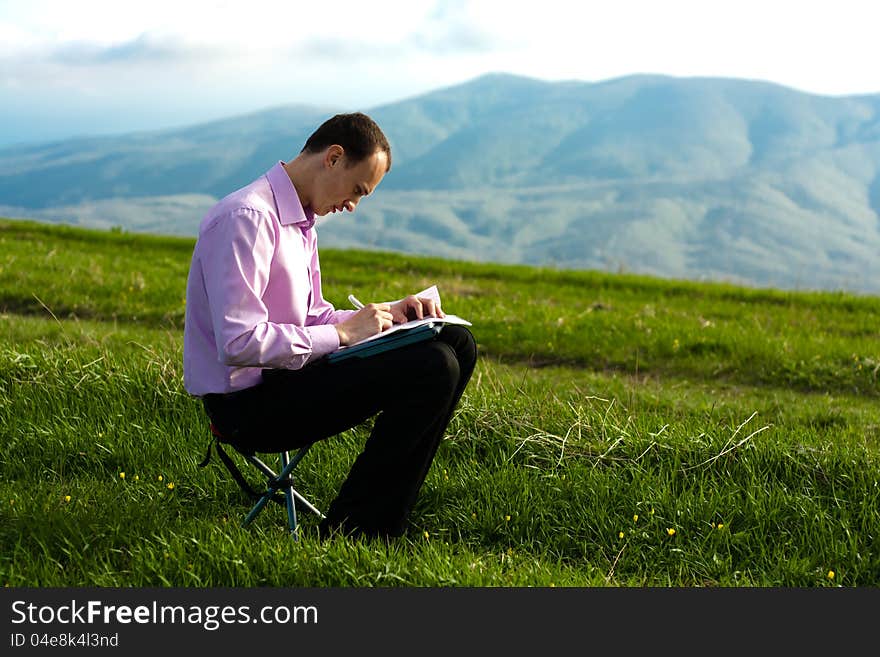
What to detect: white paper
<box><xmin>342</xmin><ymin>285</ymin><xmax>472</xmax><ymax>349</ymax></box>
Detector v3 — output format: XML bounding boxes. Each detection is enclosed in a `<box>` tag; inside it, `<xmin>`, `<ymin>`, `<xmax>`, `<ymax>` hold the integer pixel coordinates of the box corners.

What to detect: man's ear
<box><xmin>324</xmin><ymin>144</ymin><xmax>345</xmax><ymax>169</ymax></box>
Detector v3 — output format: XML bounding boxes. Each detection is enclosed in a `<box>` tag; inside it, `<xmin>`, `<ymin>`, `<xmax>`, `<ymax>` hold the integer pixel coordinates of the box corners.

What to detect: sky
<box><xmin>2</xmin><ymin>0</ymin><xmax>879</xmax><ymax>146</ymax></box>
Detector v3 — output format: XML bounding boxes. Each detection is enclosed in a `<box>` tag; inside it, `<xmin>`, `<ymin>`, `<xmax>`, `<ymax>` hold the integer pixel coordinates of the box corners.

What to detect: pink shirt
<box><xmin>183</xmin><ymin>162</ymin><xmax>356</xmax><ymax>396</ymax></box>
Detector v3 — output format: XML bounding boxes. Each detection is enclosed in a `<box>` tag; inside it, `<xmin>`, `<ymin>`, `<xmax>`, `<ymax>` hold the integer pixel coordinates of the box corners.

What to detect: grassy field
<box><xmin>1</xmin><ymin>217</ymin><xmax>878</xmax><ymax>586</ymax></box>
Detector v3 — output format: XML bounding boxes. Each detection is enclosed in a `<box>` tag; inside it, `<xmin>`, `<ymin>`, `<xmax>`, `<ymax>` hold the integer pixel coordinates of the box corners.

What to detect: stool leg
<box><xmin>242</xmin><ymin>491</ymin><xmax>274</xmax><ymax>527</ymax></box>
<box><xmin>281</xmin><ymin>451</ymin><xmax>299</xmax><ymax>540</ymax></box>
<box><xmin>290</xmin><ymin>488</ymin><xmax>325</xmax><ymax>519</ymax></box>
<box><xmin>237</xmin><ymin>447</ymin><xmax>323</xmax><ymax>537</ymax></box>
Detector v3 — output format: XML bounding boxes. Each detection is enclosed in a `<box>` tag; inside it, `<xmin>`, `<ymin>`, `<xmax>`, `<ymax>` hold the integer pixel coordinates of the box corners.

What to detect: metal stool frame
<box><xmin>239</xmin><ymin>446</ymin><xmax>325</xmax><ymax>539</ymax></box>
<box><xmin>201</xmin><ymin>423</ymin><xmax>325</xmax><ymax>540</ymax></box>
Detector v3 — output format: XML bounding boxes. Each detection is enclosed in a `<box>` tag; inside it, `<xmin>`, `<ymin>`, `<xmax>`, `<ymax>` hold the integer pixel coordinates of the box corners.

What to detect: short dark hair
<box><xmin>301</xmin><ymin>112</ymin><xmax>391</xmax><ymax>171</ymax></box>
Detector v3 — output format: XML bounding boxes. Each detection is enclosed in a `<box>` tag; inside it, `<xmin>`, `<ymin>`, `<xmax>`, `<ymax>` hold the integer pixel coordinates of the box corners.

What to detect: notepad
<box><xmin>326</xmin><ymin>322</ymin><xmax>443</xmax><ymax>363</ymax></box>
<box><xmin>345</xmin><ymin>312</ymin><xmax>472</xmax><ymax>347</ymax></box>
<box><xmin>326</xmin><ymin>285</ymin><xmax>473</xmax><ymax>363</ymax></box>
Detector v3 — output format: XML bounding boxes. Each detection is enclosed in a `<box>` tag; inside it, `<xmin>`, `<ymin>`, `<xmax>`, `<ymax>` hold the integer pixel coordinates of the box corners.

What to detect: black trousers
<box><xmin>202</xmin><ymin>325</ymin><xmax>477</xmax><ymax>538</ymax></box>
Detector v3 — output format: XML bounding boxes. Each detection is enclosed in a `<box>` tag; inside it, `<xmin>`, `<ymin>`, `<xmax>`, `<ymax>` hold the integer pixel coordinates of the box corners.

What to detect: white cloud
<box><xmin>5</xmin><ymin>0</ymin><xmax>880</xmax><ymax>94</ymax></box>
<box><xmin>1</xmin><ymin>0</ymin><xmax>878</xmax><ymax>145</ymax></box>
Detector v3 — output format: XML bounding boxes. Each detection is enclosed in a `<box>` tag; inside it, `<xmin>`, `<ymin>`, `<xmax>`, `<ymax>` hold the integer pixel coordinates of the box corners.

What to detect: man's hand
<box><xmin>335</xmin><ymin>303</ymin><xmax>394</xmax><ymax>346</ymax></box>
<box><xmin>389</xmin><ymin>295</ymin><xmax>446</xmax><ymax>324</ymax></box>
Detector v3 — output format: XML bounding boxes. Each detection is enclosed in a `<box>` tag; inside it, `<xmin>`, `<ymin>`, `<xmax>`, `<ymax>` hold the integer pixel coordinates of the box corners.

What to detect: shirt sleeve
<box><xmin>199</xmin><ymin>207</ymin><xmax>339</xmax><ymax>371</ymax></box>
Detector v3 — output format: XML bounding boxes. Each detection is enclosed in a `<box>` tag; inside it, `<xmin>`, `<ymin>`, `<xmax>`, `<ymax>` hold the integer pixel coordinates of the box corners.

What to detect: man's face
<box><xmin>312</xmin><ymin>148</ymin><xmax>388</xmax><ymax>217</ymax></box>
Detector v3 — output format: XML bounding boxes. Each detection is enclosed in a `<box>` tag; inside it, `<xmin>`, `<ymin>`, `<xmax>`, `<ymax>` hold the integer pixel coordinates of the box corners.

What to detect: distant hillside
<box><xmin>1</xmin><ymin>73</ymin><xmax>879</xmax><ymax>294</ymax></box>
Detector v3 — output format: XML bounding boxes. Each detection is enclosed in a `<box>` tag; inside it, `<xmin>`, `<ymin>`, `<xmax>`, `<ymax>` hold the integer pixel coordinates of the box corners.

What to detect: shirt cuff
<box><xmin>305</xmin><ymin>323</ymin><xmax>341</xmax><ymax>361</ymax></box>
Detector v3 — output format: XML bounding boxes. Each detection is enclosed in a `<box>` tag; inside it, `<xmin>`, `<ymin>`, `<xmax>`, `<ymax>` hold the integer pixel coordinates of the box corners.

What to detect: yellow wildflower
<box><xmin>423</xmin><ymin>530</ymin><xmax>430</xmax><ymax>539</ymax></box>
<box><xmin>717</xmin><ymin>523</ymin><xmax>724</xmax><ymax>530</ymax></box>
<box><xmin>633</xmin><ymin>514</ymin><xmax>638</xmax><ymax>522</ymax></box>
<box><xmin>64</xmin><ymin>495</ymin><xmax>71</xmax><ymax>503</ymax></box>
<box><xmin>827</xmin><ymin>570</ymin><xmax>835</xmax><ymax>580</ymax></box>
<box><xmin>505</xmin><ymin>515</ymin><xmax>511</xmax><ymax>522</ymax></box>
<box><xmin>119</xmin><ymin>472</ymin><xmax>125</xmax><ymax>479</ymax></box>
<box><xmin>666</xmin><ymin>528</ymin><xmax>676</xmax><ymax>536</ymax></box>
<box><xmin>618</xmin><ymin>531</ymin><xmax>624</xmax><ymax>539</ymax></box>
<box><xmin>166</xmin><ymin>482</ymin><xmax>175</xmax><ymax>490</ymax></box>
<box><xmin>158</xmin><ymin>475</ymin><xmax>163</xmax><ymax>481</ymax></box>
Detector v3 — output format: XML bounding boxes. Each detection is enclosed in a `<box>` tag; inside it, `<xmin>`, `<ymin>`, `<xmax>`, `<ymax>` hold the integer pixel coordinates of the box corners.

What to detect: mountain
<box><xmin>1</xmin><ymin>73</ymin><xmax>879</xmax><ymax>294</ymax></box>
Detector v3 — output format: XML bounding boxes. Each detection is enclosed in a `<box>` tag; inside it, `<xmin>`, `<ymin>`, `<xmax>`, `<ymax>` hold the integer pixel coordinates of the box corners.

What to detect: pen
<box><xmin>348</xmin><ymin>294</ymin><xmax>365</xmax><ymax>309</ymax></box>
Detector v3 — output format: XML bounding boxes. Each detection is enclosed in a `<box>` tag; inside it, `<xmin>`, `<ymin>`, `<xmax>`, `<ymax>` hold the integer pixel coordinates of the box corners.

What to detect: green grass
<box><xmin>1</xmin><ymin>217</ymin><xmax>878</xmax><ymax>586</ymax></box>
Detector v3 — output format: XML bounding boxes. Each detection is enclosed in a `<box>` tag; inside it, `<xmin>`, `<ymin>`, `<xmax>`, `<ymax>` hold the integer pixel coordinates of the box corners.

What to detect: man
<box><xmin>183</xmin><ymin>112</ymin><xmax>477</xmax><ymax>540</ymax></box>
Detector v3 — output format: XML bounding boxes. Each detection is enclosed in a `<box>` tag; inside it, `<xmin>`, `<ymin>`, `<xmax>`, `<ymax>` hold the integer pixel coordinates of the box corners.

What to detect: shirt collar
<box><xmin>266</xmin><ymin>161</ymin><xmax>315</xmax><ymax>230</ymax></box>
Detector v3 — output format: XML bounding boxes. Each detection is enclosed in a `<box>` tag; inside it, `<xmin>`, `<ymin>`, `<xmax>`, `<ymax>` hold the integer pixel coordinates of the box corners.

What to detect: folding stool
<box><xmin>198</xmin><ymin>423</ymin><xmax>325</xmax><ymax>540</ymax></box>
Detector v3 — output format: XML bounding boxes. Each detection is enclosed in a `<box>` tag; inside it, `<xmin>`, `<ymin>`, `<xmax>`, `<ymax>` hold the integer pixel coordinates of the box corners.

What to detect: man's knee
<box><xmin>439</xmin><ymin>325</ymin><xmax>477</xmax><ymax>368</ymax></box>
<box><xmin>419</xmin><ymin>341</ymin><xmax>461</xmax><ymax>390</ymax></box>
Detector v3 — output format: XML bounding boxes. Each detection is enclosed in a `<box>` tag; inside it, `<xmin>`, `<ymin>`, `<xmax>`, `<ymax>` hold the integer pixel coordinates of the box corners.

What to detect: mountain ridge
<box><xmin>1</xmin><ymin>72</ymin><xmax>878</xmax><ymax>294</ymax></box>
